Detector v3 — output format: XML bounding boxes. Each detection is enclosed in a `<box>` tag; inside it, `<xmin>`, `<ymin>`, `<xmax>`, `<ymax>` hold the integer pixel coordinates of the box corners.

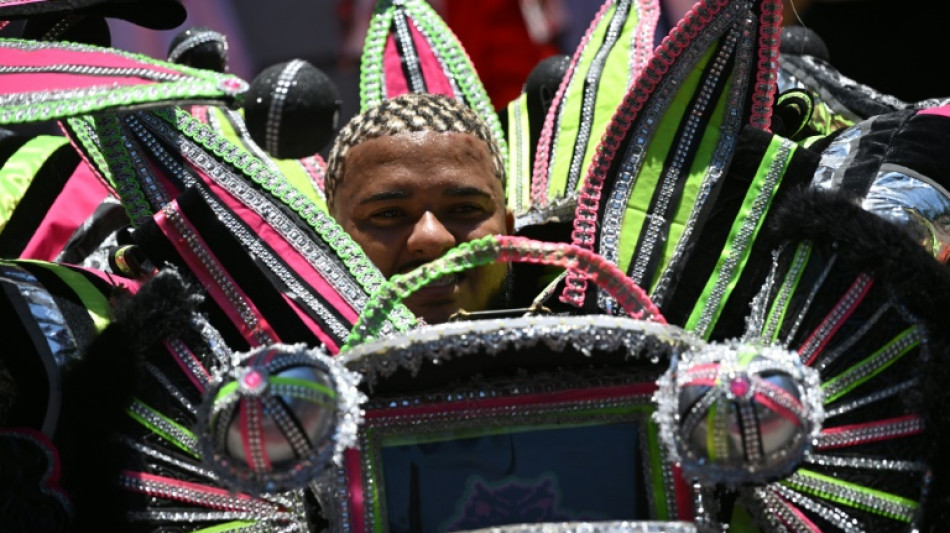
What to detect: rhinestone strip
<box><xmin>266</xmin><ymin>59</ymin><xmax>306</xmax><ymax>155</ymax></box>
<box><xmin>122</xmin><ymin>437</ymin><xmax>216</xmax><ymax>480</ymax></box>
<box><xmin>813</xmin><ymin>303</ymin><xmax>892</xmax><ymax>374</ymax></box>
<box><xmin>128</xmin><ymin>399</ymin><xmax>199</xmax><ymax>456</ymax></box>
<box><xmin>392</xmin><ymin>10</ymin><xmax>426</xmax><ymax>92</ymax></box>
<box><xmin>144</xmin><ymin>362</ymin><xmax>197</xmax><ymax>416</ymax></box>
<box><xmin>781</xmin><ymin>252</ymin><xmax>838</xmax><ymax>348</ymax></box>
<box><xmin>243</xmin><ymin>398</ymin><xmax>269</xmax><ymax>472</ymax></box>
<box><xmin>120</xmin><ymin>471</ymin><xmax>283</xmax><ymax>514</ymax></box>
<box><xmin>162</xmin><ymin>202</ymin><xmax>275</xmax><ymax>346</ymax></box>
<box><xmin>783</xmin><ymin>470</ymin><xmax>919</xmax><ymax>522</ymax></box>
<box><xmin>798</xmin><ymin>274</ymin><xmax>873</xmax><ymax>365</ymax></box>
<box><xmin>626</xmin><ymin>25</ymin><xmax>740</xmax><ymax>288</ymax></box>
<box><xmin>0</xmin><ymin>63</ymin><xmax>184</xmax><ymax>81</ymax></box>
<box><xmin>645</xmin><ymin>11</ymin><xmax>749</xmax><ymax>306</ymax></box>
<box><xmin>167</xmin><ymin>30</ymin><xmax>228</xmax><ymax>64</ymax></box>
<box><xmin>262</xmin><ymin>395</ymin><xmax>313</xmax><ymax>457</ymax></box>
<box><xmin>451</xmin><ymin>522</ymin><xmax>698</xmax><ymax>533</ymax></box>
<box><xmin>165</xmin><ymin>337</ymin><xmax>212</xmax><ymax>390</ymax></box>
<box><xmin>751</xmin><ymin>486</ymin><xmax>819</xmax><ymax>533</ymax></box>
<box><xmin>817</xmin><ymin>415</ymin><xmax>924</xmax><ymax>450</ymax></box>
<box><xmin>821</xmin><ymin>327</ymin><xmax>921</xmax><ymax>403</ymax></box>
<box><xmin>690</xmin><ymin>138</ymin><xmax>795</xmax><ymax>337</ymax></box>
<box><xmin>761</xmin><ymin>242</ymin><xmax>811</xmax><ymax>341</ymax></box>
<box><xmin>824</xmin><ymin>379</ymin><xmax>917</xmax><ymax>419</ymax></box>
<box><xmin>563</xmin><ymin>0</ymin><xmax>634</xmax><ymax>194</ymax></box>
<box><xmin>769</xmin><ymin>484</ymin><xmax>865</xmax><ymax>533</ymax></box>
<box><xmin>804</xmin><ymin>454</ymin><xmax>926</xmax><ymax>473</ymax></box>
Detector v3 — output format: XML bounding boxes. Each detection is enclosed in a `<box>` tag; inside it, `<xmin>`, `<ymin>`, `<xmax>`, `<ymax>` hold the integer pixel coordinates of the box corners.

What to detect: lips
<box><xmin>425</xmin><ymin>272</ymin><xmax>463</xmax><ymax>288</ymax></box>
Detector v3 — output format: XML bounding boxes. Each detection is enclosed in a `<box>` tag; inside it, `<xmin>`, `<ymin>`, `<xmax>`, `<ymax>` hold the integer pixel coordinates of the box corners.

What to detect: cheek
<box><xmin>345</xmin><ymin>227</ymin><xmax>402</xmax><ymax>277</ymax></box>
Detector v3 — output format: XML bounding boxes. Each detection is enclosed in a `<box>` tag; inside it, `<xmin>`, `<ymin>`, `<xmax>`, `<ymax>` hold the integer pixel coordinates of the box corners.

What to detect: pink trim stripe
<box><xmin>344</xmin><ymin>448</ymin><xmax>367</xmax><ymax>533</ymax></box>
<box><xmin>774</xmin><ymin>491</ymin><xmax>822</xmax><ymax>532</ymax></box>
<box><xmin>919</xmin><ymin>105</ymin><xmax>950</xmax><ymax>118</ymax></box>
<box><xmin>800</xmin><ymin>274</ymin><xmax>873</xmax><ymax>366</ymax></box>
<box><xmin>0</xmin><ymin>73</ymin><xmax>150</xmax><ymax>95</ymax></box>
<box><xmin>20</xmin><ymin>162</ymin><xmax>111</xmax><ymax>262</ymax></box>
<box><xmin>673</xmin><ymin>464</ymin><xmax>694</xmax><ymax>521</ymax></box>
<box><xmin>121</xmin><ymin>470</ymin><xmax>272</xmax><ymax>510</ymax></box>
<box><xmin>818</xmin><ymin>414</ymin><xmax>924</xmax><ymax>450</ymax></box>
<box><xmin>162</xmin><ymin>339</ymin><xmax>210</xmax><ymax>393</ymax></box>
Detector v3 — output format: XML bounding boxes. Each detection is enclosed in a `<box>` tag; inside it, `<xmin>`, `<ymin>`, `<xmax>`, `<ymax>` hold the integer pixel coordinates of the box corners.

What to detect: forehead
<box><xmin>341</xmin><ymin>131</ymin><xmax>498</xmax><ymax>192</ymax></box>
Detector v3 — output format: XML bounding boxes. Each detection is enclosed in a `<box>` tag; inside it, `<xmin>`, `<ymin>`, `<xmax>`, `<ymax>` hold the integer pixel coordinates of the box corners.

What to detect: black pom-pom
<box><xmin>244</xmin><ymin>59</ymin><xmax>342</xmax><ymax>159</ymax></box>
<box><xmin>167</xmin><ymin>25</ymin><xmax>229</xmax><ymax>73</ymax></box>
<box><xmin>779</xmin><ymin>26</ymin><xmax>830</xmax><ymax>61</ymax></box>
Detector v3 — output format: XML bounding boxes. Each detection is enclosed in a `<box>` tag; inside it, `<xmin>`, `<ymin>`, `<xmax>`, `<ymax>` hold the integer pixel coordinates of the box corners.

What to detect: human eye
<box><xmin>448</xmin><ymin>203</ymin><xmax>486</xmax><ymax>217</ymax></box>
<box><xmin>367</xmin><ymin>207</ymin><xmax>407</xmax><ymax>225</ymax></box>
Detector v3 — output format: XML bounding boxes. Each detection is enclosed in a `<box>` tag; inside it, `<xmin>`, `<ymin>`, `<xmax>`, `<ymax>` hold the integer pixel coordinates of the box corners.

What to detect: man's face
<box><xmin>330</xmin><ymin>131</ymin><xmax>513</xmax><ymax>324</ymax></box>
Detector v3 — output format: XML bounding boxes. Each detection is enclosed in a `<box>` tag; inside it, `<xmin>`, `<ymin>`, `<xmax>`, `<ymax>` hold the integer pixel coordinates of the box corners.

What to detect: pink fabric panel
<box><xmin>0</xmin><ymin>73</ymin><xmax>151</xmax><ymax>95</ymax></box>
<box><xmin>20</xmin><ymin>162</ymin><xmax>111</xmax><ymax>261</ymax></box>
<box><xmin>383</xmin><ymin>34</ymin><xmax>409</xmax><ymax>99</ymax></box>
<box><xmin>409</xmin><ymin>19</ymin><xmax>454</xmax><ymax>97</ymax></box>
<box><xmin>0</xmin><ymin>46</ymin><xmax>181</xmax><ymax>74</ymax></box>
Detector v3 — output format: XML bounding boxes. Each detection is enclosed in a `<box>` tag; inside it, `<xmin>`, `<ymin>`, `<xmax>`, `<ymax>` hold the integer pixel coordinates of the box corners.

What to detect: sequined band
<box><xmin>265</xmin><ymin>59</ymin><xmax>305</xmax><ymax>155</ymax></box>
<box><xmin>817</xmin><ymin>415</ymin><xmax>924</xmax><ymax>450</ymax></box>
<box><xmin>782</xmin><ymin>469</ymin><xmax>919</xmax><ymax>522</ymax></box>
<box><xmin>821</xmin><ymin>327</ymin><xmax>921</xmax><ymax>404</ymax></box>
<box><xmin>799</xmin><ymin>273</ymin><xmax>874</xmax><ymax>366</ymax></box>
<box><xmin>120</xmin><ymin>470</ymin><xmax>284</xmax><ymax>514</ymax></box>
<box><xmin>127</xmin><ymin>399</ymin><xmax>199</xmax><ymax>457</ymax></box>
<box><xmin>167</xmin><ymin>30</ymin><xmax>228</xmax><ymax>64</ymax></box>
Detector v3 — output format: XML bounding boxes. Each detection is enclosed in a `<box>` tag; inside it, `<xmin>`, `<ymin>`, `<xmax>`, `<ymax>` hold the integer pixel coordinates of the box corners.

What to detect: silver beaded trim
<box><xmin>451</xmin><ymin>522</ymin><xmax>697</xmax><ymax>533</ymax></box>
<box><xmin>167</xmin><ymin>30</ymin><xmax>228</xmax><ymax>65</ymax></box>
<box><xmin>266</xmin><ymin>59</ymin><xmax>306</xmax><ymax>156</ymax></box>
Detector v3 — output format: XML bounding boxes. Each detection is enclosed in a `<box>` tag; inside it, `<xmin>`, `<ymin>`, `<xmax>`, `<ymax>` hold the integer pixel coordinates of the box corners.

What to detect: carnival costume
<box><xmin>2</xmin><ymin>0</ymin><xmax>950</xmax><ymax>532</ymax></box>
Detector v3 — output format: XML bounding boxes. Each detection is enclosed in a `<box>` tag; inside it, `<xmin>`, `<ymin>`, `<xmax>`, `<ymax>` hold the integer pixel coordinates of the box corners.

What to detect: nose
<box><xmin>407</xmin><ymin>211</ymin><xmax>456</xmax><ymax>259</ymax></box>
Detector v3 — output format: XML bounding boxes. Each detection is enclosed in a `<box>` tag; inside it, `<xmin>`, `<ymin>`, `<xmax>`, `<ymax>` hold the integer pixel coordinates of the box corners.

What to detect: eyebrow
<box><xmin>358</xmin><ymin>186</ymin><xmax>491</xmax><ymax>205</ymax></box>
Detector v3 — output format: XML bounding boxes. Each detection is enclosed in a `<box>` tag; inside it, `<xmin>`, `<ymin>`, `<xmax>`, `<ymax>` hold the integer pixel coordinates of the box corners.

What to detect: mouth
<box><xmin>425</xmin><ymin>272</ymin><xmax>464</xmax><ymax>288</ymax></box>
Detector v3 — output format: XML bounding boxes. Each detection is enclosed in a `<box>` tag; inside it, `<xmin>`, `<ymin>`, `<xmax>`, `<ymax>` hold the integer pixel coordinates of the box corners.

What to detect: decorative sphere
<box><xmin>654</xmin><ymin>342</ymin><xmax>824</xmax><ymax>486</ymax></box>
<box><xmin>198</xmin><ymin>343</ymin><xmax>357</xmax><ymax>494</ymax></box>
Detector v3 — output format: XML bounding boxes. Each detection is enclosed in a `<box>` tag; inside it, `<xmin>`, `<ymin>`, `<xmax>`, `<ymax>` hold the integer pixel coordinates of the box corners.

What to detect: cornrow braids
<box><xmin>325</xmin><ymin>93</ymin><xmax>505</xmax><ymax>208</ymax></box>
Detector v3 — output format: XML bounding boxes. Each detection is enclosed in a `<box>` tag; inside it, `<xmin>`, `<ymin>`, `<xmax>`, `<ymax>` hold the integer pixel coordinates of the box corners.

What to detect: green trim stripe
<box><xmin>685</xmin><ymin>136</ymin><xmax>796</xmax><ymax>337</ymax></box>
<box><xmin>20</xmin><ymin>259</ymin><xmax>112</xmax><ymax>333</ymax></box>
<box><xmin>127</xmin><ymin>399</ymin><xmax>199</xmax><ymax>458</ymax></box>
<box><xmin>784</xmin><ymin>469</ymin><xmax>918</xmax><ymax>522</ymax></box>
<box><xmin>0</xmin><ymin>135</ymin><xmax>69</xmax><ymax>230</ymax></box>
<box><xmin>616</xmin><ymin>46</ymin><xmax>713</xmax><ymax>276</ymax></box>
<box><xmin>822</xmin><ymin>327</ymin><xmax>921</xmax><ymax>404</ymax></box>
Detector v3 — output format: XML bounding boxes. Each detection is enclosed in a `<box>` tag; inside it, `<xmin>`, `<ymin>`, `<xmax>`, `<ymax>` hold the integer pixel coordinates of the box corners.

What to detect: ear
<box><xmin>505</xmin><ymin>208</ymin><xmax>514</xmax><ymax>235</ymax></box>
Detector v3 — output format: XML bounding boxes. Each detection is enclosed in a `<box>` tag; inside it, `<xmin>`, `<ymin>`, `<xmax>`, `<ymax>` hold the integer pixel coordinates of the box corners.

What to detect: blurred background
<box><xmin>5</xmin><ymin>0</ymin><xmax>949</xmax><ymax>126</ymax></box>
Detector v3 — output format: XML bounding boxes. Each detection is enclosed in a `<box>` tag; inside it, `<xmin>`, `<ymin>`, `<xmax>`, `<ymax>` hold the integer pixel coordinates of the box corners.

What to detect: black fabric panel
<box><xmin>838</xmin><ymin>111</ymin><xmax>911</xmax><ymax>198</ymax></box>
<box><xmin>0</xmin><ymin>129</ymin><xmax>31</xmax><ymax>165</ymax></box>
<box><xmin>0</xmin><ymin>142</ymin><xmax>80</xmax><ymax>258</ymax></box>
<box><xmin>0</xmin><ymin>278</ymin><xmax>51</xmax><ymax>429</ymax></box>
<box><xmin>175</xmin><ymin>188</ymin><xmax>328</xmax><ymax>346</ymax></box>
<box><xmin>132</xmin><ymin>215</ymin><xmax>250</xmax><ymax>353</ymax></box>
<box><xmin>885</xmin><ymin>112</ymin><xmax>950</xmax><ymax>191</ymax></box>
